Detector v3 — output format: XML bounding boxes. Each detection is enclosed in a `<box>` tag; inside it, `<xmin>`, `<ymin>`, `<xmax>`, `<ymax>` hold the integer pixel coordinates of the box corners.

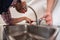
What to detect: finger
<box><xmin>46</xmin><ymin>19</ymin><xmax>52</xmax><ymax>22</ymax></box>
<box><xmin>31</xmin><ymin>20</ymin><xmax>35</xmax><ymax>23</ymax></box>
<box><xmin>46</xmin><ymin>21</ymin><xmax>52</xmax><ymax>25</ymax></box>
<box><xmin>29</xmin><ymin>19</ymin><xmax>35</xmax><ymax>23</ymax></box>
<box><xmin>26</xmin><ymin>20</ymin><xmax>34</xmax><ymax>23</ymax></box>
<box><xmin>45</xmin><ymin>18</ymin><xmax>52</xmax><ymax>21</ymax></box>
<box><xmin>28</xmin><ymin>20</ymin><xmax>31</xmax><ymax>24</ymax></box>
<box><xmin>41</xmin><ymin>15</ymin><xmax>48</xmax><ymax>19</ymax></box>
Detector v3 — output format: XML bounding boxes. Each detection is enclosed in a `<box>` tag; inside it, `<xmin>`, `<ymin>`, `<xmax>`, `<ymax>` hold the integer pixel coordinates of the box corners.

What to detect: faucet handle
<box><xmin>37</xmin><ymin>18</ymin><xmax>46</xmax><ymax>25</ymax></box>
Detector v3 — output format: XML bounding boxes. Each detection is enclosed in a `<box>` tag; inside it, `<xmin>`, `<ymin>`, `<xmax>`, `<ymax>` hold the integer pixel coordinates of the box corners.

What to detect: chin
<box><xmin>20</xmin><ymin>10</ymin><xmax>27</xmax><ymax>13</ymax></box>
<box><xmin>16</xmin><ymin>9</ymin><xmax>27</xmax><ymax>13</ymax></box>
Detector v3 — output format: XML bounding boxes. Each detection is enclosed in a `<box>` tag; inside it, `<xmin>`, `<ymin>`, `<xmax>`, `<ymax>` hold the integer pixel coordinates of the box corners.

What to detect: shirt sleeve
<box><xmin>1</xmin><ymin>10</ymin><xmax>12</xmax><ymax>25</ymax></box>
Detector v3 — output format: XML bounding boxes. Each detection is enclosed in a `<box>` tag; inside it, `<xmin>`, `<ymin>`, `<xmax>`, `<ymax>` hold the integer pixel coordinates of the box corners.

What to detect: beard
<box><xmin>15</xmin><ymin>1</ymin><xmax>27</xmax><ymax>13</ymax></box>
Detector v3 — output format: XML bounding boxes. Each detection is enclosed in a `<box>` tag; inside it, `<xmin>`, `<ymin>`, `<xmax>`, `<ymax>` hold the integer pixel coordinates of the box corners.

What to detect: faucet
<box><xmin>28</xmin><ymin>6</ymin><xmax>41</xmax><ymax>25</ymax></box>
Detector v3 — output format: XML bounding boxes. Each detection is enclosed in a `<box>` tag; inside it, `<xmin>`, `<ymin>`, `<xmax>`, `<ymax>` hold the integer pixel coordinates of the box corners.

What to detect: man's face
<box><xmin>14</xmin><ymin>0</ymin><xmax>27</xmax><ymax>13</ymax></box>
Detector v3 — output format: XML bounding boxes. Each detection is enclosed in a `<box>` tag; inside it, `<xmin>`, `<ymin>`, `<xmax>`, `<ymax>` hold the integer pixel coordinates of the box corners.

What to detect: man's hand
<box><xmin>42</xmin><ymin>11</ymin><xmax>52</xmax><ymax>25</ymax></box>
<box><xmin>24</xmin><ymin>17</ymin><xmax>34</xmax><ymax>24</ymax></box>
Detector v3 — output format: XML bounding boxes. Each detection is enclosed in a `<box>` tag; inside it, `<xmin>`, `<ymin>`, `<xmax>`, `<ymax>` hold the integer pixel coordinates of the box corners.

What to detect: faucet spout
<box><xmin>28</xmin><ymin>6</ymin><xmax>38</xmax><ymax>25</ymax></box>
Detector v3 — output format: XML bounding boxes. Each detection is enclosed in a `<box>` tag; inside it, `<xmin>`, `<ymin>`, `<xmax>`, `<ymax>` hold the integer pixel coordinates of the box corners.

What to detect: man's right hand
<box><xmin>24</xmin><ymin>17</ymin><xmax>34</xmax><ymax>24</ymax></box>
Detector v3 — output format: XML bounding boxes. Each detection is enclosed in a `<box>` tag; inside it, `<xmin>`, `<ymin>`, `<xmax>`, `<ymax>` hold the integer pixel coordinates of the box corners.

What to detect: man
<box><xmin>0</xmin><ymin>0</ymin><xmax>34</xmax><ymax>40</ymax></box>
<box><xmin>0</xmin><ymin>0</ymin><xmax>33</xmax><ymax>25</ymax></box>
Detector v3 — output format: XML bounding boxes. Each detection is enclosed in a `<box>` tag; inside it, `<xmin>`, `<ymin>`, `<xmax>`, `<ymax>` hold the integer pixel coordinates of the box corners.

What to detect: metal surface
<box><xmin>27</xmin><ymin>25</ymin><xmax>55</xmax><ymax>39</ymax></box>
<box><xmin>4</xmin><ymin>24</ymin><xmax>58</xmax><ymax>40</ymax></box>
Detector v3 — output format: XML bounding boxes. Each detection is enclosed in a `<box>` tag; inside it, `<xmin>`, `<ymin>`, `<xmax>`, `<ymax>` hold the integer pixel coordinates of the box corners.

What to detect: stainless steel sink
<box><xmin>27</xmin><ymin>25</ymin><xmax>57</xmax><ymax>40</ymax></box>
<box><xmin>3</xmin><ymin>24</ymin><xmax>59</xmax><ymax>40</ymax></box>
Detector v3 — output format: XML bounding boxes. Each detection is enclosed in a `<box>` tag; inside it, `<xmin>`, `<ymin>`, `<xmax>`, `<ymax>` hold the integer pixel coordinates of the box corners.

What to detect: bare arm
<box><xmin>47</xmin><ymin>0</ymin><xmax>56</xmax><ymax>12</ymax></box>
<box><xmin>12</xmin><ymin>17</ymin><xmax>32</xmax><ymax>24</ymax></box>
<box><xmin>42</xmin><ymin>0</ymin><xmax>56</xmax><ymax>25</ymax></box>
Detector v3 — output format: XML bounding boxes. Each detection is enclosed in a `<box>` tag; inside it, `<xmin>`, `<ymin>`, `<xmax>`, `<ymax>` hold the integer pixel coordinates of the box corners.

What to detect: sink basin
<box><xmin>27</xmin><ymin>25</ymin><xmax>55</xmax><ymax>39</ymax></box>
<box><xmin>3</xmin><ymin>24</ymin><xmax>58</xmax><ymax>40</ymax></box>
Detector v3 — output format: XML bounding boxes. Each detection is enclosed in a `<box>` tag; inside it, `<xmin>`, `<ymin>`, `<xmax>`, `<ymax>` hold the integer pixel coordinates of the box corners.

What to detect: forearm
<box><xmin>47</xmin><ymin>0</ymin><xmax>56</xmax><ymax>12</ymax></box>
<box><xmin>1</xmin><ymin>13</ymin><xmax>27</xmax><ymax>25</ymax></box>
<box><xmin>11</xmin><ymin>17</ymin><xmax>26</xmax><ymax>24</ymax></box>
<box><xmin>1</xmin><ymin>10</ymin><xmax>26</xmax><ymax>25</ymax></box>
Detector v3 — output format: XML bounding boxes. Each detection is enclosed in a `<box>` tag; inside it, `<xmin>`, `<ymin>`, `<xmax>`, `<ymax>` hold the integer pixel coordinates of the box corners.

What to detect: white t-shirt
<box><xmin>52</xmin><ymin>0</ymin><xmax>60</xmax><ymax>40</ymax></box>
<box><xmin>52</xmin><ymin>0</ymin><xmax>60</xmax><ymax>26</ymax></box>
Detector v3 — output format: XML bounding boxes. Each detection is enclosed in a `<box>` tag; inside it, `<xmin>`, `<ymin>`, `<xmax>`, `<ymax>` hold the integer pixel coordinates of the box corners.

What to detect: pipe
<box><xmin>28</xmin><ymin>6</ymin><xmax>38</xmax><ymax>25</ymax></box>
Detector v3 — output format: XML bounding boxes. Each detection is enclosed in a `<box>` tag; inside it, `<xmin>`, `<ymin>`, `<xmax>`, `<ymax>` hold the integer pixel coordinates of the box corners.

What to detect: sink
<box><xmin>27</xmin><ymin>25</ymin><xmax>56</xmax><ymax>39</ymax></box>
<box><xmin>3</xmin><ymin>24</ymin><xmax>58</xmax><ymax>40</ymax></box>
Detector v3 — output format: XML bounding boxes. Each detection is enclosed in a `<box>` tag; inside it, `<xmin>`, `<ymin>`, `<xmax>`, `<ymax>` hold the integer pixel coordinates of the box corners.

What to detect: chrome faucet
<box><xmin>28</xmin><ymin>6</ymin><xmax>42</xmax><ymax>25</ymax></box>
